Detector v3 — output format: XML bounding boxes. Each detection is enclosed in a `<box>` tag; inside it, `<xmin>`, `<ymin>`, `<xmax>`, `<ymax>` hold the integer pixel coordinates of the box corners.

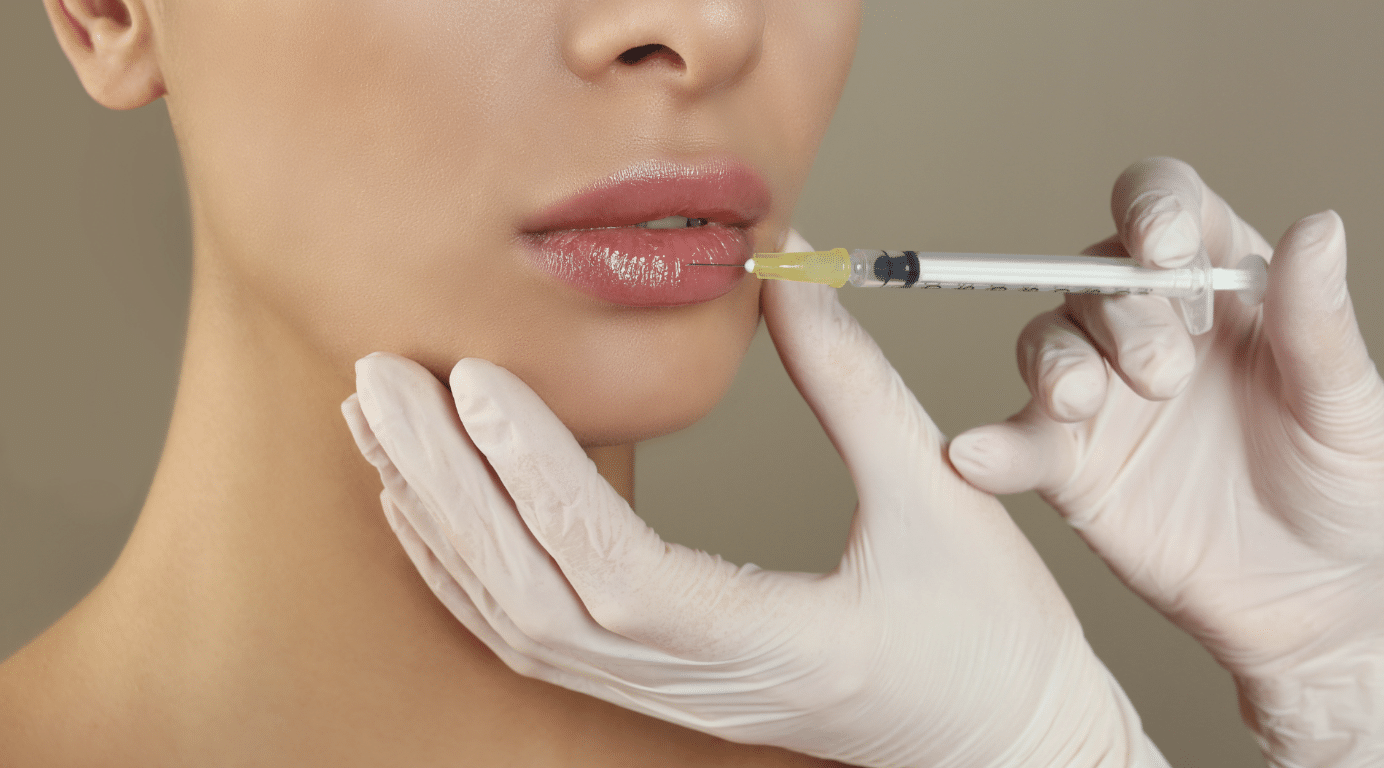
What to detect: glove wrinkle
<box><xmin>953</xmin><ymin>159</ymin><xmax>1384</xmax><ymax>767</ymax></box>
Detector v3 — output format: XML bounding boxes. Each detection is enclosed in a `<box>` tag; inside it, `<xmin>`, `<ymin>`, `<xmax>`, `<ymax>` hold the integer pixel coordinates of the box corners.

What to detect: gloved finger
<box><xmin>342</xmin><ymin>392</ymin><xmax>410</xmax><ymax>494</ymax></box>
<box><xmin>386</xmin><ymin>461</ymin><xmax>907</xmax><ymax>749</ymax></box>
<box><xmin>1051</xmin><ymin>232</ymin><xmax>1195</xmax><ymax>402</ymax></box>
<box><xmin>1112</xmin><ymin>157</ymin><xmax>1274</xmax><ymax>270</ymax></box>
<box><xmin>353</xmin><ymin>353</ymin><xmax>534</xmax><ymax>589</ymax></box>
<box><xmin>381</xmin><ymin>491</ymin><xmax>656</xmax><ymax>711</ymax></box>
<box><xmin>762</xmin><ymin>277</ymin><xmax>943</xmax><ymax>475</ymax></box>
<box><xmin>353</xmin><ymin>353</ymin><xmax>679</xmax><ymax>668</ymax></box>
<box><xmin>1015</xmin><ymin>309</ymin><xmax>1109</xmax><ymax>423</ymax></box>
<box><xmin>760</xmin><ymin>275</ymin><xmax>999</xmax><ymax>583</ymax></box>
<box><xmin>380</xmin><ymin>489</ymin><xmax>544</xmax><ymax>677</ymax></box>
<box><xmin>779</xmin><ymin>227</ymin><xmax>813</xmax><ymax>254</ymax></box>
<box><xmin>1061</xmin><ymin>292</ymin><xmax>1196</xmax><ymax>401</ymax></box>
<box><xmin>359</xmin><ymin>352</ymin><xmax>829</xmax><ymax>715</ymax></box>
<box><xmin>948</xmin><ymin>403</ymin><xmax>1078</xmax><ymax>500</ymax></box>
<box><xmin>767</xmin><ymin>231</ymin><xmax>945</xmax><ymax>481</ymax></box>
<box><xmin>449</xmin><ymin>357</ymin><xmax>802</xmax><ymax>661</ymax></box>
<box><xmin>1265</xmin><ymin>210</ymin><xmax>1384</xmax><ymax>450</ymax></box>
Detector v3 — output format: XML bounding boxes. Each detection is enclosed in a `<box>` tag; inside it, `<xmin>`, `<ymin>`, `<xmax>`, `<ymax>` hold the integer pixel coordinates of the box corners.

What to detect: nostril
<box><xmin>617</xmin><ymin>43</ymin><xmax>685</xmax><ymax>68</ymax></box>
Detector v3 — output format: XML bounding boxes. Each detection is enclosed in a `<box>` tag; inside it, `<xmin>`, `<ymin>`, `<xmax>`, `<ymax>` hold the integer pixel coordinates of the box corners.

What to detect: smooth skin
<box><xmin>1</xmin><ymin>0</ymin><xmax>860</xmax><ymax>765</ymax></box>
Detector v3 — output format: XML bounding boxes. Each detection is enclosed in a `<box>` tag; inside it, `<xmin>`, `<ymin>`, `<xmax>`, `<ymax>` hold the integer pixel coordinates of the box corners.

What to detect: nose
<box><xmin>560</xmin><ymin>0</ymin><xmax>765</xmax><ymax>95</ymax></box>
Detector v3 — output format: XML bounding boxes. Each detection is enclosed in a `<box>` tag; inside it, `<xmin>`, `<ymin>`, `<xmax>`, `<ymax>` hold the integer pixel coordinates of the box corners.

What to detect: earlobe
<box><xmin>43</xmin><ymin>0</ymin><xmax>166</xmax><ymax>110</ymax></box>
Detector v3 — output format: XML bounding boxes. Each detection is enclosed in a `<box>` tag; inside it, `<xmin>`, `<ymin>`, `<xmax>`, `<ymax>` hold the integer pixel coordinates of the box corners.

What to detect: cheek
<box><xmin>735</xmin><ymin>3</ymin><xmax>860</xmax><ymax>217</ymax></box>
<box><xmin>161</xmin><ymin>1</ymin><xmax>567</xmax><ymax>373</ymax></box>
<box><xmin>164</xmin><ymin>0</ymin><xmax>550</xmax><ymax>318</ymax></box>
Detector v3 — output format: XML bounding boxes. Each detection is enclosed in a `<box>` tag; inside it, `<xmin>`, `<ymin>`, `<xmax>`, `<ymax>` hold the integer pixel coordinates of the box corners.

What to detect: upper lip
<box><xmin>520</xmin><ymin>159</ymin><xmax>772</xmax><ymax>234</ymax></box>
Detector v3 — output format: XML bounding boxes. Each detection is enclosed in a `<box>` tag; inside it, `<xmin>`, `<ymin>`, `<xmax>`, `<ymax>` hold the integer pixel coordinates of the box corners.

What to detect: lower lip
<box><xmin>522</xmin><ymin>225</ymin><xmax>751</xmax><ymax>307</ymax></box>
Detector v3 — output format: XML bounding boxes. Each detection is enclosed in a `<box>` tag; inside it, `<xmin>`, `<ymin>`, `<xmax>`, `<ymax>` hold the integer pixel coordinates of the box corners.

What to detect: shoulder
<box><xmin>0</xmin><ymin>621</ymin><xmax>151</xmax><ymax>768</ymax></box>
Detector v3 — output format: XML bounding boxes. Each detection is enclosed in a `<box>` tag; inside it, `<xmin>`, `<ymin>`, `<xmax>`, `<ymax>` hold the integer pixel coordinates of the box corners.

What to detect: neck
<box><xmin>3</xmin><ymin>248</ymin><xmax>833</xmax><ymax>767</ymax></box>
<box><xmin>8</xmin><ymin>251</ymin><xmax>712</xmax><ymax>763</ymax></box>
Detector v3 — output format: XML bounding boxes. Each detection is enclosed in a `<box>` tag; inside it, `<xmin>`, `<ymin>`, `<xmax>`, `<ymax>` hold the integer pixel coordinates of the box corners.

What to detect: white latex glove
<box><xmin>949</xmin><ymin>158</ymin><xmax>1384</xmax><ymax>768</ymax></box>
<box><xmin>340</xmin><ymin>233</ymin><xmax>1169</xmax><ymax>767</ymax></box>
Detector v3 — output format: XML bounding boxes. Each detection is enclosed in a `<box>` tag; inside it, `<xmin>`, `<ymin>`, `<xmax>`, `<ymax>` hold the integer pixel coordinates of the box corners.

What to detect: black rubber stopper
<box><xmin>872</xmin><ymin>251</ymin><xmax>921</xmax><ymax>287</ymax></box>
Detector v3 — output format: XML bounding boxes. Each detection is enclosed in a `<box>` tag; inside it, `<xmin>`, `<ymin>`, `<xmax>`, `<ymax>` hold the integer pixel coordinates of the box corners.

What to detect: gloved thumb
<box><xmin>760</xmin><ymin>278</ymin><xmax>945</xmax><ymax>484</ymax></box>
<box><xmin>760</xmin><ymin>236</ymin><xmax>970</xmax><ymax>574</ymax></box>
<box><xmin>1264</xmin><ymin>210</ymin><xmax>1384</xmax><ymax>447</ymax></box>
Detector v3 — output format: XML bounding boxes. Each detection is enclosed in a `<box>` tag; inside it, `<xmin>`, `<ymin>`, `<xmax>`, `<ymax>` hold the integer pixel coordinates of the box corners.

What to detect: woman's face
<box><xmin>154</xmin><ymin>0</ymin><xmax>860</xmax><ymax>445</ymax></box>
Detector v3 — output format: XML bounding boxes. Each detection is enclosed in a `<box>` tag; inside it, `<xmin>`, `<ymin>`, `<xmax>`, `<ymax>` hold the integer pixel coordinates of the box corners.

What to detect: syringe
<box><xmin>690</xmin><ymin>248</ymin><xmax>1268</xmax><ymax>335</ymax></box>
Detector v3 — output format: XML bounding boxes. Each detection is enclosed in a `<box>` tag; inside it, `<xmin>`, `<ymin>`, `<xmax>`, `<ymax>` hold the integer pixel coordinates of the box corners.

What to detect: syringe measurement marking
<box><xmin>910</xmin><ymin>282</ymin><xmax>1153</xmax><ymax>295</ymax></box>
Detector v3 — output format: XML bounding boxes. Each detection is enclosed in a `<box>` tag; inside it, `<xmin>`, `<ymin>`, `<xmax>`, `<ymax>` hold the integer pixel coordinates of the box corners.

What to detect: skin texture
<box><xmin>0</xmin><ymin>0</ymin><xmax>860</xmax><ymax>765</ymax></box>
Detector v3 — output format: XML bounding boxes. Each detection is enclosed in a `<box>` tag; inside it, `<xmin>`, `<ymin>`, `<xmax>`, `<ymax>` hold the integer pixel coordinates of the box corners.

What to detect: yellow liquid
<box><xmin>750</xmin><ymin>248</ymin><xmax>851</xmax><ymax>288</ymax></box>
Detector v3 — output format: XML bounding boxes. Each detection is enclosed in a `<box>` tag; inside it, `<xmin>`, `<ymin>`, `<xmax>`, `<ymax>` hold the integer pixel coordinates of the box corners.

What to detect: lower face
<box><xmin>155</xmin><ymin>0</ymin><xmax>860</xmax><ymax>445</ymax></box>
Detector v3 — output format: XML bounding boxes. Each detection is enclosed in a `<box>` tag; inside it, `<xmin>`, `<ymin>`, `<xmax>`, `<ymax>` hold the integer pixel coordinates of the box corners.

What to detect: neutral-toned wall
<box><xmin>4</xmin><ymin>2</ymin><xmax>1380</xmax><ymax>765</ymax></box>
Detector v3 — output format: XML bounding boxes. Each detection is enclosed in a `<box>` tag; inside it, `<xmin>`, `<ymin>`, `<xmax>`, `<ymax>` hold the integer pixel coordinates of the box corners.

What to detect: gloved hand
<box><xmin>949</xmin><ymin>157</ymin><xmax>1384</xmax><ymax>767</ymax></box>
<box><xmin>340</xmin><ymin>233</ymin><xmax>1169</xmax><ymax>768</ymax></box>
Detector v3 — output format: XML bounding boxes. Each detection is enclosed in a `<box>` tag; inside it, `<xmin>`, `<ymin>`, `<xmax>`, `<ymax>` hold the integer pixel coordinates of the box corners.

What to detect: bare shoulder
<box><xmin>0</xmin><ymin>638</ymin><xmax>63</xmax><ymax>766</ymax></box>
<box><xmin>0</xmin><ymin>618</ymin><xmax>140</xmax><ymax>768</ymax></box>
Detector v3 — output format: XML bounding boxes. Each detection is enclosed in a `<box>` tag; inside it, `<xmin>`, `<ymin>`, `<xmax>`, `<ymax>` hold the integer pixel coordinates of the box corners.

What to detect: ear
<box><xmin>43</xmin><ymin>0</ymin><xmax>165</xmax><ymax>110</ymax></box>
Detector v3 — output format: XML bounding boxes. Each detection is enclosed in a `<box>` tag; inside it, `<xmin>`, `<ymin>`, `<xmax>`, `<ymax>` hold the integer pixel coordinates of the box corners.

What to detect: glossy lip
<box><xmin>519</xmin><ymin>160</ymin><xmax>771</xmax><ymax>307</ymax></box>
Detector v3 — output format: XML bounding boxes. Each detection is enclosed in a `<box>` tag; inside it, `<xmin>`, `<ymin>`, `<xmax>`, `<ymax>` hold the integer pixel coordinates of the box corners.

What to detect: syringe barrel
<box><xmin>847</xmin><ymin>249</ymin><xmax>1209</xmax><ymax>298</ymax></box>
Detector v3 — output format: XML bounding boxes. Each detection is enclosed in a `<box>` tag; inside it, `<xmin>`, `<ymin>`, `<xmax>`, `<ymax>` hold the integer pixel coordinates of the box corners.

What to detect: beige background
<box><xmin>3</xmin><ymin>2</ymin><xmax>1381</xmax><ymax>765</ymax></box>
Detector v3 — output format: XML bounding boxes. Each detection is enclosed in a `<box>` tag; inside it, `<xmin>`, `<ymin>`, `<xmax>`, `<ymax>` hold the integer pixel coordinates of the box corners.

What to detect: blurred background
<box><xmin>4</xmin><ymin>2</ymin><xmax>1381</xmax><ymax>765</ymax></box>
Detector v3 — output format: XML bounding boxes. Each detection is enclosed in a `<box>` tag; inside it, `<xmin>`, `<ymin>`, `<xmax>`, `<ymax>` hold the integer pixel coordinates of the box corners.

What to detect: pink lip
<box><xmin>520</xmin><ymin>160</ymin><xmax>771</xmax><ymax>307</ymax></box>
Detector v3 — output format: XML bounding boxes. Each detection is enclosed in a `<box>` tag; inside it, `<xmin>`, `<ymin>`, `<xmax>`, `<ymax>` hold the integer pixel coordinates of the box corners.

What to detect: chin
<box><xmin>535</xmin><ymin>315</ymin><xmax>760</xmax><ymax>448</ymax></box>
<box><xmin>544</xmin><ymin>352</ymin><xmax>748</xmax><ymax>447</ymax></box>
<box><xmin>557</xmin><ymin>389</ymin><xmax>726</xmax><ymax>448</ymax></box>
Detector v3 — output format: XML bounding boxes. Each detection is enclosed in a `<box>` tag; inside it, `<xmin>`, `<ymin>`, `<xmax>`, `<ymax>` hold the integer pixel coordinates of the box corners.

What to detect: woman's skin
<box><xmin>0</xmin><ymin>0</ymin><xmax>860</xmax><ymax>764</ymax></box>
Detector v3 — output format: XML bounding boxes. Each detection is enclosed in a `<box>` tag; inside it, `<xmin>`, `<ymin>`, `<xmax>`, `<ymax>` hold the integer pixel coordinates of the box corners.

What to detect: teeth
<box><xmin>635</xmin><ymin>216</ymin><xmax>709</xmax><ymax>229</ymax></box>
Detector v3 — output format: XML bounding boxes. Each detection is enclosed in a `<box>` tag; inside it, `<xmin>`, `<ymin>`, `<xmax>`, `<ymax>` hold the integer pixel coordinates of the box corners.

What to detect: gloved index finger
<box><xmin>762</xmin><ymin>231</ymin><xmax>944</xmax><ymax>493</ymax></box>
<box><xmin>354</xmin><ymin>353</ymin><xmax>690</xmax><ymax>667</ymax></box>
<box><xmin>354</xmin><ymin>353</ymin><xmax>509</xmax><ymax>526</ymax></box>
<box><xmin>1112</xmin><ymin>157</ymin><xmax>1272</xmax><ymax>270</ymax></box>
<box><xmin>448</xmin><ymin>357</ymin><xmax>798</xmax><ymax>661</ymax></box>
<box><xmin>757</xmin><ymin>275</ymin><xmax>1013</xmax><ymax>588</ymax></box>
<box><xmin>761</xmin><ymin>279</ymin><xmax>944</xmax><ymax>499</ymax></box>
